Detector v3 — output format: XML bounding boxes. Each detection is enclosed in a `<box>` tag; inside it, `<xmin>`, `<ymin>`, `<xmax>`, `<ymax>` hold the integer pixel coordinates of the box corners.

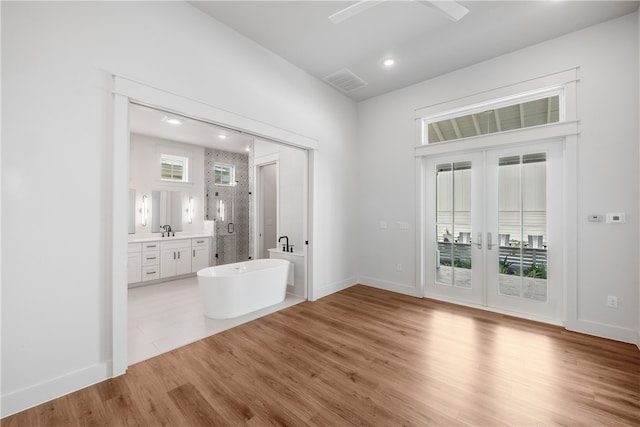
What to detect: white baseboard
<box><xmin>311</xmin><ymin>277</ymin><xmax>357</xmax><ymax>301</ymax></box>
<box><xmin>1</xmin><ymin>362</ymin><xmax>111</xmax><ymax>418</ymax></box>
<box><xmin>358</xmin><ymin>276</ymin><xmax>420</xmax><ymax>297</ymax></box>
<box><xmin>565</xmin><ymin>318</ymin><xmax>638</xmax><ymax>345</ymax></box>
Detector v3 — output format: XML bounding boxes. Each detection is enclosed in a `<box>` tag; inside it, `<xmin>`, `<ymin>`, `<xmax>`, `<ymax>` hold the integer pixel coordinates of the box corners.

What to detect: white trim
<box><xmin>2</xmin><ymin>362</ymin><xmax>111</xmax><ymax>418</ymax></box>
<box><xmin>422</xmin><ymin>86</ymin><xmax>565</xmax><ymax>125</ymax></box>
<box><xmin>254</xmin><ymin>155</ymin><xmax>280</xmax><ymax>260</ymax></box>
<box><xmin>415</xmin><ymin>68</ymin><xmax>579</xmax><ymax>120</ymax></box>
<box><xmin>415</xmin><ymin>121</ymin><xmax>579</xmax><ymax>157</ymax></box>
<box><xmin>359</xmin><ymin>276</ymin><xmax>421</xmax><ymax>297</ymax></box>
<box><xmin>311</xmin><ymin>277</ymin><xmax>357</xmax><ymax>301</ymax></box>
<box><xmin>113</xmin><ymin>76</ymin><xmax>318</xmax><ymax>151</ymax></box>
<box><xmin>112</xmin><ymin>93</ymin><xmax>129</xmax><ymax>377</ymax></box>
<box><xmin>112</xmin><ymin>75</ymin><xmax>318</xmax><ymax>375</ymax></box>
<box><xmin>566</xmin><ymin>319</ymin><xmax>638</xmax><ymax>345</ymax></box>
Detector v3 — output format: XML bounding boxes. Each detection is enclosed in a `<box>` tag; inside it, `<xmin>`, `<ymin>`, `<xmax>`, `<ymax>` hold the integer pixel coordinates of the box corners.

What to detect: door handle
<box><xmin>476</xmin><ymin>232</ymin><xmax>482</xmax><ymax>249</ymax></box>
<box><xmin>487</xmin><ymin>232</ymin><xmax>493</xmax><ymax>250</ymax></box>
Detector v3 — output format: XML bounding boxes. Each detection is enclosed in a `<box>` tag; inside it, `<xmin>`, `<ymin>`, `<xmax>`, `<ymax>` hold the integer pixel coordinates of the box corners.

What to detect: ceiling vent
<box><xmin>323</xmin><ymin>68</ymin><xmax>368</xmax><ymax>93</ymax></box>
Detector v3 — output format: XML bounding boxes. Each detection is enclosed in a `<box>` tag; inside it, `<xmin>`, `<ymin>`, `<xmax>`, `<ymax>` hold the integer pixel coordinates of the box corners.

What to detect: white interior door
<box><xmin>425</xmin><ymin>141</ymin><xmax>564</xmax><ymax>323</ymax></box>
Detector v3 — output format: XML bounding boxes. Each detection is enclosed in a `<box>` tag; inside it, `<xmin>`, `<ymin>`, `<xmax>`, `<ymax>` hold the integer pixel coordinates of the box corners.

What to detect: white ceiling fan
<box><xmin>329</xmin><ymin>0</ymin><xmax>469</xmax><ymax>24</ymax></box>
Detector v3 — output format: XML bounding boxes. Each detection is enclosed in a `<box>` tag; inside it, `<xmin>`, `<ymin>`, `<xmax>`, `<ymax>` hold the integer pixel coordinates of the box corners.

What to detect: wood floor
<box><xmin>4</xmin><ymin>285</ymin><xmax>640</xmax><ymax>426</ymax></box>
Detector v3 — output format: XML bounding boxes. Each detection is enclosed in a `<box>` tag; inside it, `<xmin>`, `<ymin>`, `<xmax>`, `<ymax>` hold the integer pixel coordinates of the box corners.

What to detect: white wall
<box><xmin>254</xmin><ymin>138</ymin><xmax>306</xmax><ymax>252</ymax></box>
<box><xmin>358</xmin><ymin>13</ymin><xmax>639</xmax><ymax>341</ymax></box>
<box><xmin>1</xmin><ymin>1</ymin><xmax>358</xmax><ymax>416</ymax></box>
<box><xmin>129</xmin><ymin>134</ymin><xmax>205</xmax><ymax>237</ymax></box>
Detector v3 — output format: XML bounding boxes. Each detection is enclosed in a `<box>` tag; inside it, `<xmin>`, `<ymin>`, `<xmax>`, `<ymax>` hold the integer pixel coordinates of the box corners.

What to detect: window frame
<box><xmin>160</xmin><ymin>153</ymin><xmax>190</xmax><ymax>183</ymax></box>
<box><xmin>213</xmin><ymin>162</ymin><xmax>236</xmax><ymax>186</ymax></box>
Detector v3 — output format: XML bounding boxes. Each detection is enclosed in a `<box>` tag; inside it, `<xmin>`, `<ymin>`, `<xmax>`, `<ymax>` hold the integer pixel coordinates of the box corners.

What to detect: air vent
<box><xmin>323</xmin><ymin>68</ymin><xmax>368</xmax><ymax>93</ymax></box>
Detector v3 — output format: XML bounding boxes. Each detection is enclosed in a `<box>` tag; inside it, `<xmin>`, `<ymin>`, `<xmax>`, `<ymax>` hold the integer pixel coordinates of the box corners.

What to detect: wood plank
<box><xmin>3</xmin><ymin>285</ymin><xmax>639</xmax><ymax>426</ymax></box>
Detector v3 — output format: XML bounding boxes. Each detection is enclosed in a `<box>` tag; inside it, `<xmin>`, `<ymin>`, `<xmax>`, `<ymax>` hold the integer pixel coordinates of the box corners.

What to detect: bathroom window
<box><xmin>161</xmin><ymin>154</ymin><xmax>189</xmax><ymax>182</ymax></box>
<box><xmin>214</xmin><ymin>163</ymin><xmax>235</xmax><ymax>186</ymax></box>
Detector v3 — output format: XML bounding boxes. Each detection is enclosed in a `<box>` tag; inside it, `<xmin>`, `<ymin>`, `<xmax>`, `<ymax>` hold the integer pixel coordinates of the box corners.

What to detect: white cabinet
<box><xmin>160</xmin><ymin>239</ymin><xmax>192</xmax><ymax>279</ymax></box>
<box><xmin>141</xmin><ymin>242</ymin><xmax>160</xmax><ymax>281</ymax></box>
<box><xmin>191</xmin><ymin>238</ymin><xmax>210</xmax><ymax>272</ymax></box>
<box><xmin>129</xmin><ymin>235</ymin><xmax>211</xmax><ymax>285</ymax></box>
<box><xmin>128</xmin><ymin>243</ymin><xmax>142</xmax><ymax>284</ymax></box>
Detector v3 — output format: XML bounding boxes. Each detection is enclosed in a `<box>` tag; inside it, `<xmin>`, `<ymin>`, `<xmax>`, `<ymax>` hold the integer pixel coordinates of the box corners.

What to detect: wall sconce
<box><xmin>187</xmin><ymin>196</ymin><xmax>193</xmax><ymax>224</ymax></box>
<box><xmin>140</xmin><ymin>195</ymin><xmax>148</xmax><ymax>226</ymax></box>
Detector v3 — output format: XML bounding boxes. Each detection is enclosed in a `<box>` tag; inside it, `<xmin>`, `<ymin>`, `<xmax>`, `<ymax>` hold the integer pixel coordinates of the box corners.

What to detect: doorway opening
<box><xmin>113</xmin><ymin>78</ymin><xmax>316</xmax><ymax>372</ymax></box>
<box><xmin>423</xmin><ymin>140</ymin><xmax>564</xmax><ymax>324</ymax></box>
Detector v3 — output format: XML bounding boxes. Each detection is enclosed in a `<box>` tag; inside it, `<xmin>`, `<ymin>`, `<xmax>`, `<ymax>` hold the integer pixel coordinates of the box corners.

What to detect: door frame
<box><xmin>112</xmin><ymin>75</ymin><xmax>318</xmax><ymax>376</ymax></box>
<box><xmin>418</xmin><ymin>134</ymin><xmax>575</xmax><ymax>326</ymax></box>
<box><xmin>255</xmin><ymin>154</ymin><xmax>280</xmax><ymax>259</ymax></box>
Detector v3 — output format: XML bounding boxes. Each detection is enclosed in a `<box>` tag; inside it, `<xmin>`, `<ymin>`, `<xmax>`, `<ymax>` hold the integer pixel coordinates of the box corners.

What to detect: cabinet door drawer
<box><xmin>128</xmin><ymin>243</ymin><xmax>142</xmax><ymax>253</ymax></box>
<box><xmin>160</xmin><ymin>239</ymin><xmax>190</xmax><ymax>250</ymax></box>
<box><xmin>142</xmin><ymin>265</ymin><xmax>160</xmax><ymax>281</ymax></box>
<box><xmin>142</xmin><ymin>242</ymin><xmax>160</xmax><ymax>251</ymax></box>
<box><xmin>191</xmin><ymin>238</ymin><xmax>209</xmax><ymax>248</ymax></box>
<box><xmin>142</xmin><ymin>251</ymin><xmax>160</xmax><ymax>266</ymax></box>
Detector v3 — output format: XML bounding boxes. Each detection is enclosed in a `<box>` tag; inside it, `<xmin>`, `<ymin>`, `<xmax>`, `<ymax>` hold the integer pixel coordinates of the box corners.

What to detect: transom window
<box><xmin>424</xmin><ymin>89</ymin><xmax>563</xmax><ymax>144</ymax></box>
<box><xmin>161</xmin><ymin>154</ymin><xmax>189</xmax><ymax>182</ymax></box>
<box><xmin>214</xmin><ymin>163</ymin><xmax>235</xmax><ymax>186</ymax></box>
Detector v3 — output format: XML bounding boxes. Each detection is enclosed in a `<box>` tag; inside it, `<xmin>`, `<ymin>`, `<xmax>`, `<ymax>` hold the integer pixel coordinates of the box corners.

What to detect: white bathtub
<box><xmin>197</xmin><ymin>258</ymin><xmax>291</xmax><ymax>319</ymax></box>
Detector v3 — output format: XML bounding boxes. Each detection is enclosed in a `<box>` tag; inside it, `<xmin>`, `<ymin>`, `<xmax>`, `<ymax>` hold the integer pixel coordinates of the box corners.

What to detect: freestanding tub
<box><xmin>197</xmin><ymin>258</ymin><xmax>290</xmax><ymax>319</ymax></box>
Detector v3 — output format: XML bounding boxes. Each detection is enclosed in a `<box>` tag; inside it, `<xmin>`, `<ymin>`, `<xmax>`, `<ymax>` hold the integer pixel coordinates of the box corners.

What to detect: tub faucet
<box><xmin>278</xmin><ymin>235</ymin><xmax>289</xmax><ymax>252</ymax></box>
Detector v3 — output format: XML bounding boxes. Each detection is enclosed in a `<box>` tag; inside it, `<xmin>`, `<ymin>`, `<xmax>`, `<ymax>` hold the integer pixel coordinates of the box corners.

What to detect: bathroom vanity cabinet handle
<box><xmin>146</xmin><ymin>270</ymin><xmax>156</xmax><ymax>275</ymax></box>
<box><xmin>146</xmin><ymin>256</ymin><xmax>156</xmax><ymax>261</ymax></box>
<box><xmin>177</xmin><ymin>251</ymin><xmax>181</xmax><ymax>259</ymax></box>
<box><xmin>193</xmin><ymin>249</ymin><xmax>196</xmax><ymax>257</ymax></box>
<box><xmin>147</xmin><ymin>244</ymin><xmax>156</xmax><ymax>248</ymax></box>
<box><xmin>476</xmin><ymin>232</ymin><xmax>482</xmax><ymax>249</ymax></box>
<box><xmin>173</xmin><ymin>252</ymin><xmax>176</xmax><ymax>260</ymax></box>
<box><xmin>196</xmin><ymin>240</ymin><xmax>204</xmax><ymax>244</ymax></box>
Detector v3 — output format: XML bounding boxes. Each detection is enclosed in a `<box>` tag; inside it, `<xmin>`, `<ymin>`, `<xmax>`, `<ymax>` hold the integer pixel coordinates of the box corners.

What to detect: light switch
<box><xmin>605</xmin><ymin>212</ymin><xmax>625</xmax><ymax>224</ymax></box>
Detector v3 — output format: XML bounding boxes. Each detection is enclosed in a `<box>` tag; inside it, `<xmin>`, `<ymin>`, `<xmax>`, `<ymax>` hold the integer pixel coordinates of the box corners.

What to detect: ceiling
<box><xmin>189</xmin><ymin>0</ymin><xmax>639</xmax><ymax>102</ymax></box>
<box><xmin>129</xmin><ymin>103</ymin><xmax>254</xmax><ymax>153</ymax></box>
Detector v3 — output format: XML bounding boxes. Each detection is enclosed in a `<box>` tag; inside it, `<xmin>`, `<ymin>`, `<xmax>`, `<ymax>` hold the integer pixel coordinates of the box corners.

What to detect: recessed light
<box><xmin>161</xmin><ymin>116</ymin><xmax>182</xmax><ymax>125</ymax></box>
<box><xmin>383</xmin><ymin>58</ymin><xmax>395</xmax><ymax>67</ymax></box>
<box><xmin>245</xmin><ymin>146</ymin><xmax>250</xmax><ymax>152</ymax></box>
<box><xmin>218</xmin><ymin>134</ymin><xmax>227</xmax><ymax>139</ymax></box>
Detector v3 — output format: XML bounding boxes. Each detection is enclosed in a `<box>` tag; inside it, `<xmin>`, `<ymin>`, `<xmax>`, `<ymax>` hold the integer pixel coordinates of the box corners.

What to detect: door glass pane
<box><xmin>498</xmin><ymin>153</ymin><xmax>547</xmax><ymax>301</ymax></box>
<box><xmin>436</xmin><ymin>162</ymin><xmax>472</xmax><ymax>288</ymax></box>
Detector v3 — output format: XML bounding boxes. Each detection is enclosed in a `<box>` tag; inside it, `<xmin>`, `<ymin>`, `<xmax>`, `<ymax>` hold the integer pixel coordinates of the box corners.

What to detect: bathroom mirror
<box><xmin>151</xmin><ymin>190</ymin><xmax>184</xmax><ymax>233</ymax></box>
<box><xmin>128</xmin><ymin>189</ymin><xmax>136</xmax><ymax>234</ymax></box>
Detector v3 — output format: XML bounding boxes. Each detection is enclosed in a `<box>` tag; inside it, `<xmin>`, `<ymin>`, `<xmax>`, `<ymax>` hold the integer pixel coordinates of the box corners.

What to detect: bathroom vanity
<box><xmin>268</xmin><ymin>248</ymin><xmax>306</xmax><ymax>298</ymax></box>
<box><xmin>128</xmin><ymin>234</ymin><xmax>211</xmax><ymax>287</ymax></box>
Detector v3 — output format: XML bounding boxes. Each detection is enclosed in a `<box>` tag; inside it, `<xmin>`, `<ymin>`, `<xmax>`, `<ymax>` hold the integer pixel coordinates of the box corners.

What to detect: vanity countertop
<box><xmin>128</xmin><ymin>233</ymin><xmax>212</xmax><ymax>243</ymax></box>
<box><xmin>268</xmin><ymin>248</ymin><xmax>304</xmax><ymax>257</ymax></box>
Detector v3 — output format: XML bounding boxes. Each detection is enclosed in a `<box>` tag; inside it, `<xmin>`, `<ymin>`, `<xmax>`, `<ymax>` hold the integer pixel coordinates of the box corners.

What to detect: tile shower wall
<box><xmin>205</xmin><ymin>147</ymin><xmax>254</xmax><ymax>265</ymax></box>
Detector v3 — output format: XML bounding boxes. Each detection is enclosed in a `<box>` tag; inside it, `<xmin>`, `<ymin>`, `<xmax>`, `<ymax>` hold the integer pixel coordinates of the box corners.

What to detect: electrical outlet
<box><xmin>607</xmin><ymin>295</ymin><xmax>619</xmax><ymax>309</ymax></box>
<box><xmin>396</xmin><ymin>264</ymin><xmax>403</xmax><ymax>272</ymax></box>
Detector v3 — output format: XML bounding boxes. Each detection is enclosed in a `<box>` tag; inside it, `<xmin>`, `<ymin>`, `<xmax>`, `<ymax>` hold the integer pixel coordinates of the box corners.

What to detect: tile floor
<box><xmin>127</xmin><ymin>276</ymin><xmax>305</xmax><ymax>365</ymax></box>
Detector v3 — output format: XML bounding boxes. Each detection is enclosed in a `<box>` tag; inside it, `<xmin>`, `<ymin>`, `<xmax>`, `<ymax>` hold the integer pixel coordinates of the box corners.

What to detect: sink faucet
<box><xmin>161</xmin><ymin>224</ymin><xmax>174</xmax><ymax>237</ymax></box>
<box><xmin>278</xmin><ymin>235</ymin><xmax>290</xmax><ymax>252</ymax></box>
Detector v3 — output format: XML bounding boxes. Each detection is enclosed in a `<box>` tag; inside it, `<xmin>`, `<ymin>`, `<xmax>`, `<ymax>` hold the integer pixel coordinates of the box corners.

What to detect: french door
<box><xmin>424</xmin><ymin>141</ymin><xmax>563</xmax><ymax>323</ymax></box>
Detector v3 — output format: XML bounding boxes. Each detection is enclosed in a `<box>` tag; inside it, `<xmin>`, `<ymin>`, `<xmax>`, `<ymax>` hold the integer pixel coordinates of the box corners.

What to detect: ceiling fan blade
<box><xmin>329</xmin><ymin>0</ymin><xmax>387</xmax><ymax>25</ymax></box>
<box><xmin>419</xmin><ymin>0</ymin><xmax>469</xmax><ymax>22</ymax></box>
